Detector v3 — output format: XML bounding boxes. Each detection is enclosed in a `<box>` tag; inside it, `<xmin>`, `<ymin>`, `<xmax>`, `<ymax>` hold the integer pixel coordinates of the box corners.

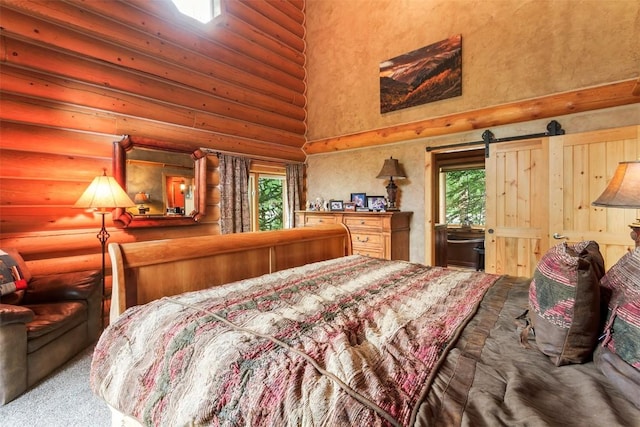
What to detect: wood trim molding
<box><xmin>303</xmin><ymin>79</ymin><xmax>640</xmax><ymax>155</ymax></box>
<box><xmin>633</xmin><ymin>76</ymin><xmax>640</xmax><ymax>96</ymax></box>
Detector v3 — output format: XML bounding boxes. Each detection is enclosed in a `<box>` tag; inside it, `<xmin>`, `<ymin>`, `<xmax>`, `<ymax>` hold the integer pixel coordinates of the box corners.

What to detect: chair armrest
<box><xmin>22</xmin><ymin>270</ymin><xmax>101</xmax><ymax>305</ymax></box>
<box><xmin>0</xmin><ymin>303</ymin><xmax>34</xmax><ymax>326</ymax></box>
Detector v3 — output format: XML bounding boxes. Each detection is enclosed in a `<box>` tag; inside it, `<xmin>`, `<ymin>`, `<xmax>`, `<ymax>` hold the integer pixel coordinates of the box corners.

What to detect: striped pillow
<box><xmin>595</xmin><ymin>247</ymin><xmax>640</xmax><ymax>408</ymax></box>
<box><xmin>529</xmin><ymin>241</ymin><xmax>605</xmax><ymax>366</ymax></box>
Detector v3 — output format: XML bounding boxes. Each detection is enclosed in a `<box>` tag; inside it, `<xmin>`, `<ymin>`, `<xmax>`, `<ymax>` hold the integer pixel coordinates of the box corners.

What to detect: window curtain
<box><xmin>219</xmin><ymin>154</ymin><xmax>251</xmax><ymax>234</ymax></box>
<box><xmin>285</xmin><ymin>163</ymin><xmax>305</xmax><ymax>228</ymax></box>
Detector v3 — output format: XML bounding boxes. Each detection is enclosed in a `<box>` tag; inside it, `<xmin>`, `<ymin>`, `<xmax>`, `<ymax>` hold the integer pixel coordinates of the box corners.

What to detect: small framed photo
<box><xmin>329</xmin><ymin>199</ymin><xmax>344</xmax><ymax>211</ymax></box>
<box><xmin>344</xmin><ymin>201</ymin><xmax>356</xmax><ymax>211</ymax></box>
<box><xmin>367</xmin><ymin>196</ymin><xmax>387</xmax><ymax>211</ymax></box>
<box><xmin>350</xmin><ymin>193</ymin><xmax>367</xmax><ymax>208</ymax></box>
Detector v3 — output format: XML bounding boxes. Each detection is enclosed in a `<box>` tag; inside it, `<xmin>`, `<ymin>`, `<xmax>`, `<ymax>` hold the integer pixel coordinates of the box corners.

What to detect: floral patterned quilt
<box><xmin>90</xmin><ymin>255</ymin><xmax>499</xmax><ymax>426</ymax></box>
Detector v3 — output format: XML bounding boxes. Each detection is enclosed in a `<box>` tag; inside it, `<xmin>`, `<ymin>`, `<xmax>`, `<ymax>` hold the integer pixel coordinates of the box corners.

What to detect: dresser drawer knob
<box><xmin>357</xmin><ymin>236</ymin><xmax>369</xmax><ymax>243</ymax></box>
<box><xmin>360</xmin><ymin>220</ymin><xmax>365</xmax><ymax>225</ymax></box>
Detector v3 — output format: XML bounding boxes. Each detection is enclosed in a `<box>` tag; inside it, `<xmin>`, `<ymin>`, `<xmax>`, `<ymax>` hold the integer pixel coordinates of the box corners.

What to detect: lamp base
<box><xmin>385</xmin><ymin>180</ymin><xmax>399</xmax><ymax>211</ymax></box>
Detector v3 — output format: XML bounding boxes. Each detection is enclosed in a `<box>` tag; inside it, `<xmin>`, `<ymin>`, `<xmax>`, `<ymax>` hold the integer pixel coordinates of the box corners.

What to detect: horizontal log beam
<box><xmin>239</xmin><ymin>0</ymin><xmax>305</xmax><ymax>39</ymax></box>
<box><xmin>0</xmin><ymin>94</ymin><xmax>306</xmax><ymax>162</ymax></box>
<box><xmin>67</xmin><ymin>0</ymin><xmax>306</xmax><ymax>80</ymax></box>
<box><xmin>303</xmin><ymin>79</ymin><xmax>640</xmax><ymax>154</ymax></box>
<box><xmin>1</xmin><ymin>63</ymin><xmax>305</xmax><ymax>146</ymax></box>
<box><xmin>266</xmin><ymin>0</ymin><xmax>305</xmax><ymax>27</ymax></box>
<box><xmin>0</xmin><ymin>5</ymin><xmax>306</xmax><ymax>108</ymax></box>
<box><xmin>218</xmin><ymin>14</ymin><xmax>305</xmax><ymax>68</ymax></box>
<box><xmin>1</xmin><ymin>37</ymin><xmax>306</xmax><ymax>128</ymax></box>
<box><xmin>224</xmin><ymin>0</ymin><xmax>305</xmax><ymax>52</ymax></box>
<box><xmin>0</xmin><ymin>121</ymin><xmax>116</xmax><ymax>157</ymax></box>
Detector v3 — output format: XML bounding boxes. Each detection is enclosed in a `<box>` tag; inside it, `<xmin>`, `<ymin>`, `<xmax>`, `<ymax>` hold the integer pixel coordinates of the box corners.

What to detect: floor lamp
<box><xmin>74</xmin><ymin>170</ymin><xmax>135</xmax><ymax>327</ymax></box>
<box><xmin>592</xmin><ymin>161</ymin><xmax>640</xmax><ymax>248</ymax></box>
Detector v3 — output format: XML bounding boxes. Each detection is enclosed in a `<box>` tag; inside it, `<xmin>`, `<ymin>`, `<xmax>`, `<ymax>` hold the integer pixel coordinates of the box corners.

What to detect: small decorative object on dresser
<box><xmin>367</xmin><ymin>196</ymin><xmax>387</xmax><ymax>211</ymax></box>
<box><xmin>344</xmin><ymin>202</ymin><xmax>356</xmax><ymax>212</ymax></box>
<box><xmin>329</xmin><ymin>200</ymin><xmax>344</xmax><ymax>211</ymax></box>
<box><xmin>350</xmin><ymin>193</ymin><xmax>367</xmax><ymax>208</ymax></box>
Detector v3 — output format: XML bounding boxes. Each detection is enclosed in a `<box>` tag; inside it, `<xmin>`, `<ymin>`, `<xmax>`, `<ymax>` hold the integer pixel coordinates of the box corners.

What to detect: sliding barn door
<box><xmin>549</xmin><ymin>126</ymin><xmax>640</xmax><ymax>270</ymax></box>
<box><xmin>485</xmin><ymin>138</ymin><xmax>549</xmax><ymax>276</ymax></box>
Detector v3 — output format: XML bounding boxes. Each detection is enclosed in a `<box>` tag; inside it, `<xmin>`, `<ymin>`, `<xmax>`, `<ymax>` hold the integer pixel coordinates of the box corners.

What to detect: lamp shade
<box><xmin>74</xmin><ymin>172</ymin><xmax>136</xmax><ymax>211</ymax></box>
<box><xmin>376</xmin><ymin>157</ymin><xmax>406</xmax><ymax>179</ymax></box>
<box><xmin>134</xmin><ymin>192</ymin><xmax>150</xmax><ymax>204</ymax></box>
<box><xmin>592</xmin><ymin>161</ymin><xmax>640</xmax><ymax>208</ymax></box>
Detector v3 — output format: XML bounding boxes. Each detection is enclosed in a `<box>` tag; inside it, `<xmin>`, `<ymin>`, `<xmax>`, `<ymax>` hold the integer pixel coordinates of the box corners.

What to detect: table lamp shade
<box><xmin>592</xmin><ymin>161</ymin><xmax>640</xmax><ymax>208</ymax></box>
<box><xmin>74</xmin><ymin>173</ymin><xmax>135</xmax><ymax>211</ymax></box>
<box><xmin>376</xmin><ymin>157</ymin><xmax>406</xmax><ymax>179</ymax></box>
<box><xmin>134</xmin><ymin>192</ymin><xmax>150</xmax><ymax>204</ymax></box>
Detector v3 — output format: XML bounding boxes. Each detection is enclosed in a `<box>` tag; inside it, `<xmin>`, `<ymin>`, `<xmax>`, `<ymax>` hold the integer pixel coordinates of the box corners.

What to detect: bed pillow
<box><xmin>528</xmin><ymin>240</ymin><xmax>605</xmax><ymax>366</ymax></box>
<box><xmin>594</xmin><ymin>247</ymin><xmax>640</xmax><ymax>409</ymax></box>
<box><xmin>0</xmin><ymin>248</ymin><xmax>30</xmax><ymax>303</ymax></box>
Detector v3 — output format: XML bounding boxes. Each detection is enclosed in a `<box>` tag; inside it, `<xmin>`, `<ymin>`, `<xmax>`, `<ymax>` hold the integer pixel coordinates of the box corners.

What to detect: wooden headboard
<box><xmin>108</xmin><ymin>224</ymin><xmax>352</xmax><ymax>323</ymax></box>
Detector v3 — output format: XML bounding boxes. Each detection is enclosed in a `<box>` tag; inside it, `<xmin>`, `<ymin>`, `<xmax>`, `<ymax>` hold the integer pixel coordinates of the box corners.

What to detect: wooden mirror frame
<box><xmin>112</xmin><ymin>136</ymin><xmax>207</xmax><ymax>228</ymax></box>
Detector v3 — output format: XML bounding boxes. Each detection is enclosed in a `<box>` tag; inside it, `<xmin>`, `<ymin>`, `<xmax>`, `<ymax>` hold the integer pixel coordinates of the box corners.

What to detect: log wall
<box><xmin>0</xmin><ymin>0</ymin><xmax>306</xmax><ymax>321</ymax></box>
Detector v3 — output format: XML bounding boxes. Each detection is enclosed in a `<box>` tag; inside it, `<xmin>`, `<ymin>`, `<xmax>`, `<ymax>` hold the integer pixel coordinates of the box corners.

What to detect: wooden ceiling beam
<box><xmin>303</xmin><ymin>79</ymin><xmax>640</xmax><ymax>155</ymax></box>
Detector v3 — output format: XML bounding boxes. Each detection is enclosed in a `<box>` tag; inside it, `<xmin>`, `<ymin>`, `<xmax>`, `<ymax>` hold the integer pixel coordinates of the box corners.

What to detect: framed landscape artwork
<box><xmin>379</xmin><ymin>34</ymin><xmax>462</xmax><ymax>113</ymax></box>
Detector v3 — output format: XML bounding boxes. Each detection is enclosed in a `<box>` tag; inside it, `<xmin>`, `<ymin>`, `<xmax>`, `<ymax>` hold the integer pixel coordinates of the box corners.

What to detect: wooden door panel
<box><xmin>549</xmin><ymin>126</ymin><xmax>639</xmax><ymax>270</ymax></box>
<box><xmin>485</xmin><ymin>138</ymin><xmax>549</xmax><ymax>276</ymax></box>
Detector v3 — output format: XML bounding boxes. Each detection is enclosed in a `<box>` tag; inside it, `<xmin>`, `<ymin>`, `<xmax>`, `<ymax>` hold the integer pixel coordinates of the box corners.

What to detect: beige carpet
<box><xmin>0</xmin><ymin>345</ymin><xmax>110</xmax><ymax>427</ymax></box>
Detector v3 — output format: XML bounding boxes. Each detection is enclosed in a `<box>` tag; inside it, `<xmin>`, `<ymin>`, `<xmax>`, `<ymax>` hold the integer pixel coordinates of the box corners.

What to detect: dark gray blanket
<box><xmin>417</xmin><ymin>276</ymin><xmax>640</xmax><ymax>426</ymax></box>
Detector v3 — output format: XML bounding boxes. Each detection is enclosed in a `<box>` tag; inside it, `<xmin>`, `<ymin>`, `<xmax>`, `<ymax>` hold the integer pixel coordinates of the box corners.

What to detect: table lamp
<box><xmin>592</xmin><ymin>161</ymin><xmax>640</xmax><ymax>247</ymax></box>
<box><xmin>376</xmin><ymin>157</ymin><xmax>406</xmax><ymax>210</ymax></box>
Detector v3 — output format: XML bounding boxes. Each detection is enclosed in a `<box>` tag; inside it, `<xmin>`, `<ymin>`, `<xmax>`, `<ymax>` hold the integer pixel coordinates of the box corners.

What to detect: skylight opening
<box><xmin>170</xmin><ymin>0</ymin><xmax>221</xmax><ymax>24</ymax></box>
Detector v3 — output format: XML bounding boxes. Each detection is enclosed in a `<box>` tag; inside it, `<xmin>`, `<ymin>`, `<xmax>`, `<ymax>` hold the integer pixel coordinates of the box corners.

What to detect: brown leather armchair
<box><xmin>0</xmin><ymin>249</ymin><xmax>101</xmax><ymax>405</ymax></box>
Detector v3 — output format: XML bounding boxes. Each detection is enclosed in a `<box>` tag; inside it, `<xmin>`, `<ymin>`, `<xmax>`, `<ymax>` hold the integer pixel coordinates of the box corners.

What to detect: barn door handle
<box><xmin>553</xmin><ymin>233</ymin><xmax>568</xmax><ymax>240</ymax></box>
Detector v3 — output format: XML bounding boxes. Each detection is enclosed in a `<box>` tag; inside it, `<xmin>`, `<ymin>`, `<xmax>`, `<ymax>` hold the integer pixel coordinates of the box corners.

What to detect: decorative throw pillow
<box><xmin>528</xmin><ymin>240</ymin><xmax>605</xmax><ymax>366</ymax></box>
<box><xmin>594</xmin><ymin>247</ymin><xmax>640</xmax><ymax>409</ymax></box>
<box><xmin>0</xmin><ymin>249</ymin><xmax>29</xmax><ymax>301</ymax></box>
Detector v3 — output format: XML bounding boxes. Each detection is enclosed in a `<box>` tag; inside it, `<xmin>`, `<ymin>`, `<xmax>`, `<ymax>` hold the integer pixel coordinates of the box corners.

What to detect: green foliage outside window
<box><xmin>258</xmin><ymin>177</ymin><xmax>283</xmax><ymax>231</ymax></box>
<box><xmin>445</xmin><ymin>169</ymin><xmax>486</xmax><ymax>226</ymax></box>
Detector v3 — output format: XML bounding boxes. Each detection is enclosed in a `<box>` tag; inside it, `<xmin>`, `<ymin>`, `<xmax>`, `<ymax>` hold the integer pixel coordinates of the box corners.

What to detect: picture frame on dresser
<box><xmin>350</xmin><ymin>193</ymin><xmax>367</xmax><ymax>208</ymax></box>
<box><xmin>367</xmin><ymin>196</ymin><xmax>387</xmax><ymax>211</ymax></box>
<box><xmin>329</xmin><ymin>200</ymin><xmax>344</xmax><ymax>211</ymax></box>
<box><xmin>344</xmin><ymin>202</ymin><xmax>356</xmax><ymax>211</ymax></box>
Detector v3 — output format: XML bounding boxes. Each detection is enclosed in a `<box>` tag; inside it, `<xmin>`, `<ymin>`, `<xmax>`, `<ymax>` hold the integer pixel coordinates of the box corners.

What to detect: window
<box><xmin>170</xmin><ymin>0</ymin><xmax>221</xmax><ymax>24</ymax></box>
<box><xmin>249</xmin><ymin>163</ymin><xmax>287</xmax><ymax>231</ymax></box>
<box><xmin>442</xmin><ymin>167</ymin><xmax>486</xmax><ymax>226</ymax></box>
<box><xmin>435</xmin><ymin>149</ymin><xmax>486</xmax><ymax>227</ymax></box>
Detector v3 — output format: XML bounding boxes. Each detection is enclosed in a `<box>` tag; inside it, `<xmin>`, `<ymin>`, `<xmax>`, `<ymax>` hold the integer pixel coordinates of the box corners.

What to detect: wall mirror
<box><xmin>112</xmin><ymin>136</ymin><xmax>207</xmax><ymax>228</ymax></box>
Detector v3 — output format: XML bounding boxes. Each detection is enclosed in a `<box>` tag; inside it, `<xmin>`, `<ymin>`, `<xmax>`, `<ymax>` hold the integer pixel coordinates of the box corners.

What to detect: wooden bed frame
<box><xmin>108</xmin><ymin>224</ymin><xmax>352</xmax><ymax>323</ymax></box>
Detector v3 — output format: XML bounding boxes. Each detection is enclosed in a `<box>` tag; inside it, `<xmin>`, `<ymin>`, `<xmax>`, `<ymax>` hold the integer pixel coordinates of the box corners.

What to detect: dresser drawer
<box><xmin>351</xmin><ymin>232</ymin><xmax>383</xmax><ymax>247</ymax></box>
<box><xmin>304</xmin><ymin>215</ymin><xmax>338</xmax><ymax>225</ymax></box>
<box><xmin>343</xmin><ymin>216</ymin><xmax>383</xmax><ymax>230</ymax></box>
<box><xmin>352</xmin><ymin>247</ymin><xmax>385</xmax><ymax>258</ymax></box>
<box><xmin>295</xmin><ymin>210</ymin><xmax>411</xmax><ymax>261</ymax></box>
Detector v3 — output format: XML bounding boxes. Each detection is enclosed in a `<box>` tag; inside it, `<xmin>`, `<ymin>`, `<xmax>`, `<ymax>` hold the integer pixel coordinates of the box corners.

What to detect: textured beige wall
<box><xmin>304</xmin><ymin>0</ymin><xmax>639</xmax><ymax>141</ymax></box>
<box><xmin>304</xmin><ymin>0</ymin><xmax>639</xmax><ymax>264</ymax></box>
<box><xmin>306</xmin><ymin>105</ymin><xmax>640</xmax><ymax>264</ymax></box>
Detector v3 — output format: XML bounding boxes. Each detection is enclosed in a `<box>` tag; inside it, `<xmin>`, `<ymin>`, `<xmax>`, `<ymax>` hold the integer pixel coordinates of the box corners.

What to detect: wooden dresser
<box><xmin>295</xmin><ymin>211</ymin><xmax>412</xmax><ymax>260</ymax></box>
